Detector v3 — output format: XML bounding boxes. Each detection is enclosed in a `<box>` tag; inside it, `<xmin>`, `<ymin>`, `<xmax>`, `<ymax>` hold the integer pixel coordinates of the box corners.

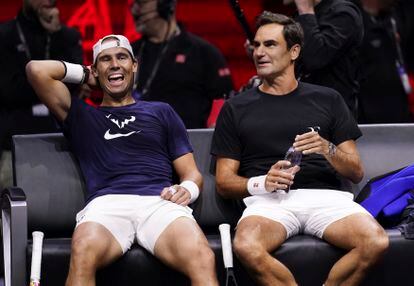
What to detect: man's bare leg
<box><xmin>66</xmin><ymin>222</ymin><xmax>123</xmax><ymax>286</ymax></box>
<box><xmin>233</xmin><ymin>215</ymin><xmax>297</xmax><ymax>286</ymax></box>
<box><xmin>154</xmin><ymin>217</ymin><xmax>219</xmax><ymax>286</ymax></box>
<box><xmin>323</xmin><ymin>213</ymin><xmax>389</xmax><ymax>286</ymax></box>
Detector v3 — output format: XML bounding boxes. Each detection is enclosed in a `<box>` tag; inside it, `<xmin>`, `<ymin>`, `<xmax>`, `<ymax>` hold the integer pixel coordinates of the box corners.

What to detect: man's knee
<box><xmin>192</xmin><ymin>243</ymin><xmax>216</xmax><ymax>269</ymax></box>
<box><xmin>70</xmin><ymin>231</ymin><xmax>101</xmax><ymax>270</ymax></box>
<box><xmin>203</xmin><ymin>244</ymin><xmax>216</xmax><ymax>263</ymax></box>
<box><xmin>362</xmin><ymin>228</ymin><xmax>389</xmax><ymax>259</ymax></box>
<box><xmin>233</xmin><ymin>231</ymin><xmax>264</xmax><ymax>265</ymax></box>
<box><xmin>356</xmin><ymin>225</ymin><xmax>389</xmax><ymax>265</ymax></box>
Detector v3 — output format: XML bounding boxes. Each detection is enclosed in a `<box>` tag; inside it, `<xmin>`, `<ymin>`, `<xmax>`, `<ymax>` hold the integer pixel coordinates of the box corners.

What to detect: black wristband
<box><xmin>60</xmin><ymin>61</ymin><xmax>67</xmax><ymax>78</ymax></box>
<box><xmin>81</xmin><ymin>65</ymin><xmax>90</xmax><ymax>85</ymax></box>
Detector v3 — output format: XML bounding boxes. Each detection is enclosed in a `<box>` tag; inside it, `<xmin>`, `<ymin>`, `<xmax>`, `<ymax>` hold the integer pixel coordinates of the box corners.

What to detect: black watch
<box><xmin>328</xmin><ymin>142</ymin><xmax>337</xmax><ymax>157</ymax></box>
<box><xmin>81</xmin><ymin>65</ymin><xmax>90</xmax><ymax>85</ymax></box>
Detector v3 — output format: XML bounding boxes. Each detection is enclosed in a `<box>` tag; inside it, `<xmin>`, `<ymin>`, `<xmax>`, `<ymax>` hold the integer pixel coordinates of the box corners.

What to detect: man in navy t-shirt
<box><xmin>26</xmin><ymin>34</ymin><xmax>219</xmax><ymax>286</ymax></box>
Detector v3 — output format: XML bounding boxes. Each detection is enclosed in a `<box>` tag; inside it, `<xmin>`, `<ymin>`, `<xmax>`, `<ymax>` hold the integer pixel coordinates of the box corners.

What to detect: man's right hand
<box><xmin>37</xmin><ymin>6</ymin><xmax>61</xmax><ymax>33</ymax></box>
<box><xmin>85</xmin><ymin>66</ymin><xmax>99</xmax><ymax>88</ymax></box>
<box><xmin>265</xmin><ymin>160</ymin><xmax>300</xmax><ymax>192</ymax></box>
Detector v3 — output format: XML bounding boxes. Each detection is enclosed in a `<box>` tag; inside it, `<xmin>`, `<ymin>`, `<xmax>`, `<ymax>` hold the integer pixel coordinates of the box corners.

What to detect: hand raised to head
<box><xmin>37</xmin><ymin>6</ymin><xmax>61</xmax><ymax>33</ymax></box>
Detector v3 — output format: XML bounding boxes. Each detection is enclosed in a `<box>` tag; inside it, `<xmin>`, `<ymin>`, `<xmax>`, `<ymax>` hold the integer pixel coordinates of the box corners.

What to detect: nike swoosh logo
<box><xmin>104</xmin><ymin>130</ymin><xmax>141</xmax><ymax>140</ymax></box>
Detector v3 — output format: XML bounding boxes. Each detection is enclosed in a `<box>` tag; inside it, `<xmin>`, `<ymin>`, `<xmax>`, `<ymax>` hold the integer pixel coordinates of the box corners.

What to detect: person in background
<box><xmin>0</xmin><ymin>0</ymin><xmax>83</xmax><ymax>190</ymax></box>
<box><xmin>130</xmin><ymin>0</ymin><xmax>234</xmax><ymax>128</ymax></box>
<box><xmin>285</xmin><ymin>0</ymin><xmax>363</xmax><ymax>116</ymax></box>
<box><xmin>355</xmin><ymin>0</ymin><xmax>414</xmax><ymax>123</ymax></box>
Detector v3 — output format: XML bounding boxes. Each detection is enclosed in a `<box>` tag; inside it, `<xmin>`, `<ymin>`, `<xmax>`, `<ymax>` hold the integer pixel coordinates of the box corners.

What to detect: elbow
<box><xmin>216</xmin><ymin>185</ymin><xmax>230</xmax><ymax>199</ymax></box>
<box><xmin>351</xmin><ymin>166</ymin><xmax>364</xmax><ymax>184</ymax></box>
<box><xmin>215</xmin><ymin>179</ymin><xmax>233</xmax><ymax>199</ymax></box>
<box><xmin>197</xmin><ymin>171</ymin><xmax>203</xmax><ymax>191</ymax></box>
<box><xmin>25</xmin><ymin>60</ymin><xmax>42</xmax><ymax>84</ymax></box>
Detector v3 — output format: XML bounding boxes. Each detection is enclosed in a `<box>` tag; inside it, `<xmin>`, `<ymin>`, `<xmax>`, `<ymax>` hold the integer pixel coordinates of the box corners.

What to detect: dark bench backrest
<box><xmin>12</xmin><ymin>133</ymin><xmax>86</xmax><ymax>237</ymax></box>
<box><xmin>187</xmin><ymin>129</ymin><xmax>242</xmax><ymax>232</ymax></box>
<box><xmin>12</xmin><ymin>129</ymin><xmax>241</xmax><ymax>238</ymax></box>
<box><xmin>13</xmin><ymin>124</ymin><xmax>414</xmax><ymax>236</ymax></box>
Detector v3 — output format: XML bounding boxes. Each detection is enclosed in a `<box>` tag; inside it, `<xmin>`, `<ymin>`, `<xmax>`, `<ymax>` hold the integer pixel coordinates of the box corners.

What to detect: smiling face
<box><xmin>252</xmin><ymin>23</ymin><xmax>300</xmax><ymax>80</ymax></box>
<box><xmin>92</xmin><ymin>39</ymin><xmax>137</xmax><ymax>103</ymax></box>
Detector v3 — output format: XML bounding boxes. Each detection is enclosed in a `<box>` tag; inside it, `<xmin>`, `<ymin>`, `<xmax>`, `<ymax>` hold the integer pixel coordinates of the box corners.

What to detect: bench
<box><xmin>2</xmin><ymin>124</ymin><xmax>414</xmax><ymax>286</ymax></box>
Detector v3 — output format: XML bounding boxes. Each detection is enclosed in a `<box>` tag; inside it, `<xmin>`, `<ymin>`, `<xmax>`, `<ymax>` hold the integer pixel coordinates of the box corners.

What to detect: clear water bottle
<box><xmin>276</xmin><ymin>146</ymin><xmax>302</xmax><ymax>194</ymax></box>
<box><xmin>284</xmin><ymin>146</ymin><xmax>302</xmax><ymax>168</ymax></box>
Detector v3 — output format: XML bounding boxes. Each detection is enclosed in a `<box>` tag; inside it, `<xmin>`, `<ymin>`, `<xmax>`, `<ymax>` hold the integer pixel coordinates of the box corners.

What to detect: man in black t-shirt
<box><xmin>212</xmin><ymin>12</ymin><xmax>388</xmax><ymax>286</ymax></box>
<box><xmin>287</xmin><ymin>0</ymin><xmax>363</xmax><ymax>116</ymax></box>
<box><xmin>130</xmin><ymin>0</ymin><xmax>234</xmax><ymax>128</ymax></box>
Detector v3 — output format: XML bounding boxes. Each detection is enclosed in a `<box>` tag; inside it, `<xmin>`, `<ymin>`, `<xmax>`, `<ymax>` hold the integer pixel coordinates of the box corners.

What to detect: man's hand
<box><xmin>160</xmin><ymin>185</ymin><xmax>191</xmax><ymax>206</ymax></box>
<box><xmin>85</xmin><ymin>66</ymin><xmax>100</xmax><ymax>89</ymax></box>
<box><xmin>293</xmin><ymin>129</ymin><xmax>330</xmax><ymax>156</ymax></box>
<box><xmin>293</xmin><ymin>0</ymin><xmax>316</xmax><ymax>15</ymax></box>
<box><xmin>244</xmin><ymin>39</ymin><xmax>254</xmax><ymax>60</ymax></box>
<box><xmin>37</xmin><ymin>6</ymin><xmax>62</xmax><ymax>33</ymax></box>
<box><xmin>265</xmin><ymin>160</ymin><xmax>300</xmax><ymax>192</ymax></box>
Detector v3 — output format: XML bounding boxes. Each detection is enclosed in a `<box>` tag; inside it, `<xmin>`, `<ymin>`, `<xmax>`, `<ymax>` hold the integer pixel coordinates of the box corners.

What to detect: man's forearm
<box><xmin>324</xmin><ymin>143</ymin><xmax>364</xmax><ymax>184</ymax></box>
<box><xmin>26</xmin><ymin>60</ymin><xmax>73</xmax><ymax>122</ymax></box>
<box><xmin>216</xmin><ymin>172</ymin><xmax>250</xmax><ymax>199</ymax></box>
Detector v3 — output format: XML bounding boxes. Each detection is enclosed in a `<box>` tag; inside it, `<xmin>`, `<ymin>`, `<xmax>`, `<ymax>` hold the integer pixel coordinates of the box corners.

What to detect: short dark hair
<box><xmin>256</xmin><ymin>11</ymin><xmax>304</xmax><ymax>49</ymax></box>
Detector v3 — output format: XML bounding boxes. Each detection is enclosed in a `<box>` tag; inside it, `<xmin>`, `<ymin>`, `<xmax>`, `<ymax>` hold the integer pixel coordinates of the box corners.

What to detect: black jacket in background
<box><xmin>355</xmin><ymin>0</ymin><xmax>414</xmax><ymax>123</ymax></box>
<box><xmin>0</xmin><ymin>10</ymin><xmax>83</xmax><ymax>151</ymax></box>
<box><xmin>132</xmin><ymin>26</ymin><xmax>234</xmax><ymax>129</ymax></box>
<box><xmin>296</xmin><ymin>0</ymin><xmax>363</xmax><ymax>115</ymax></box>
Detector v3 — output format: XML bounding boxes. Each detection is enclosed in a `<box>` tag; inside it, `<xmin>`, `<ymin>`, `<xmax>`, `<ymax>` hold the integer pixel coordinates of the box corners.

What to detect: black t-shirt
<box><xmin>211</xmin><ymin>82</ymin><xmax>361</xmax><ymax>191</ymax></box>
<box><xmin>132</xmin><ymin>28</ymin><xmax>234</xmax><ymax>129</ymax></box>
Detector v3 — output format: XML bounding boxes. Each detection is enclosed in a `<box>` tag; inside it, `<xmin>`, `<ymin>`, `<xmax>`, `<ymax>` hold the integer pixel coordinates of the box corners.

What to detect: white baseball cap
<box><xmin>92</xmin><ymin>35</ymin><xmax>135</xmax><ymax>64</ymax></box>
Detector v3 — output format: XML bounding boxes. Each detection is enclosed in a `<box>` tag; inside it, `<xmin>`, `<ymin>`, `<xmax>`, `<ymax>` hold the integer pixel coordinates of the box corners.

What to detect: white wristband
<box><xmin>247</xmin><ymin>175</ymin><xmax>268</xmax><ymax>195</ymax></box>
<box><xmin>180</xmin><ymin>180</ymin><xmax>200</xmax><ymax>204</ymax></box>
<box><xmin>61</xmin><ymin>61</ymin><xmax>85</xmax><ymax>84</ymax></box>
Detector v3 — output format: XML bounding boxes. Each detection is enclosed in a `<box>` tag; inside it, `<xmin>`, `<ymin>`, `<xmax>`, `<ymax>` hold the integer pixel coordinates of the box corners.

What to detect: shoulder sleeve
<box><xmin>329</xmin><ymin>91</ymin><xmax>362</xmax><ymax>144</ymax></box>
<box><xmin>296</xmin><ymin>2</ymin><xmax>363</xmax><ymax>71</ymax></box>
<box><xmin>62</xmin><ymin>97</ymin><xmax>86</xmax><ymax>140</ymax></box>
<box><xmin>201</xmin><ymin>41</ymin><xmax>234</xmax><ymax>100</ymax></box>
<box><xmin>211</xmin><ymin>101</ymin><xmax>241</xmax><ymax>160</ymax></box>
<box><xmin>160</xmin><ymin>104</ymin><xmax>193</xmax><ymax>160</ymax></box>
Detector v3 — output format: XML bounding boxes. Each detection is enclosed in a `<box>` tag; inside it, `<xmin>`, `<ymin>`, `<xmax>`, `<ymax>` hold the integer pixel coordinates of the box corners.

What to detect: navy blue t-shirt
<box><xmin>63</xmin><ymin>97</ymin><xmax>193</xmax><ymax>203</ymax></box>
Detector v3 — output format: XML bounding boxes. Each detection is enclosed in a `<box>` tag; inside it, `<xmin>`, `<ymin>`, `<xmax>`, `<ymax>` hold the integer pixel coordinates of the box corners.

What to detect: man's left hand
<box><xmin>160</xmin><ymin>185</ymin><xmax>191</xmax><ymax>206</ymax></box>
<box><xmin>293</xmin><ymin>130</ymin><xmax>330</xmax><ymax>156</ymax></box>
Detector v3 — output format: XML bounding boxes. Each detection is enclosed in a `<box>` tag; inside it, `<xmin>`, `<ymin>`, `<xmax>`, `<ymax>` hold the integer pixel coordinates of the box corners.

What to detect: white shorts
<box><xmin>75</xmin><ymin>195</ymin><xmax>195</xmax><ymax>254</ymax></box>
<box><xmin>240</xmin><ymin>189</ymin><xmax>370</xmax><ymax>239</ymax></box>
